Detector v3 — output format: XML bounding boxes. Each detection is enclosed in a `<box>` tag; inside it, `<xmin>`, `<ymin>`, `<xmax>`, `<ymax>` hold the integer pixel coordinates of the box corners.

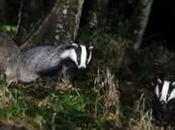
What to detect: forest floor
<box><xmin>0</xmin><ymin>30</ymin><xmax>175</xmax><ymax>130</ymax></box>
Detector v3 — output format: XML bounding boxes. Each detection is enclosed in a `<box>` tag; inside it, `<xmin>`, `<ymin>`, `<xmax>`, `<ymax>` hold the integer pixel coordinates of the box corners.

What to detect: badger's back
<box><xmin>20</xmin><ymin>44</ymin><xmax>74</xmax><ymax>73</ymax></box>
<box><xmin>17</xmin><ymin>43</ymin><xmax>93</xmax><ymax>83</ymax></box>
<box><xmin>17</xmin><ymin>44</ymin><xmax>77</xmax><ymax>82</ymax></box>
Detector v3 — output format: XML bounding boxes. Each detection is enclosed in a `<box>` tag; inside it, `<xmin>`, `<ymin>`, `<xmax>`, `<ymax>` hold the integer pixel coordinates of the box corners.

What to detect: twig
<box><xmin>16</xmin><ymin>0</ymin><xmax>24</xmax><ymax>36</ymax></box>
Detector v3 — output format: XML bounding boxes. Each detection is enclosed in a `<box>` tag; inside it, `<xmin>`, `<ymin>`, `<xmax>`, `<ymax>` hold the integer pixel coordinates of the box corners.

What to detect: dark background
<box><xmin>1</xmin><ymin>0</ymin><xmax>175</xmax><ymax>50</ymax></box>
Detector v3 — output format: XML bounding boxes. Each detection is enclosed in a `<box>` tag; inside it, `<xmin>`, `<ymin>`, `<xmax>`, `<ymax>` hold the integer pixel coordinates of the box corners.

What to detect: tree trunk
<box><xmin>129</xmin><ymin>0</ymin><xmax>154</xmax><ymax>50</ymax></box>
<box><xmin>21</xmin><ymin>0</ymin><xmax>84</xmax><ymax>49</ymax></box>
<box><xmin>87</xmin><ymin>0</ymin><xmax>109</xmax><ymax>29</ymax></box>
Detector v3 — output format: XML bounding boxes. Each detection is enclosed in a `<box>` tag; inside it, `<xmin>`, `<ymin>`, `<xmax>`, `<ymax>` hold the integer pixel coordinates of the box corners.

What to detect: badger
<box><xmin>0</xmin><ymin>32</ymin><xmax>94</xmax><ymax>83</ymax></box>
<box><xmin>152</xmin><ymin>78</ymin><xmax>175</xmax><ymax>126</ymax></box>
<box><xmin>17</xmin><ymin>43</ymin><xmax>94</xmax><ymax>83</ymax></box>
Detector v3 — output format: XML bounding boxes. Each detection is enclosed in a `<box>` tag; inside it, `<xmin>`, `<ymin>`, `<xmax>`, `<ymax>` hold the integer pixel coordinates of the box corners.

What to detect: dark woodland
<box><xmin>0</xmin><ymin>0</ymin><xmax>175</xmax><ymax>129</ymax></box>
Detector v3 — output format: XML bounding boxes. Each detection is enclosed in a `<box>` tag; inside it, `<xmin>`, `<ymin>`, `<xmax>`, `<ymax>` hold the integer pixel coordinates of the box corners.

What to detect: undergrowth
<box><xmin>0</xmin><ymin>30</ymin><xmax>175</xmax><ymax>130</ymax></box>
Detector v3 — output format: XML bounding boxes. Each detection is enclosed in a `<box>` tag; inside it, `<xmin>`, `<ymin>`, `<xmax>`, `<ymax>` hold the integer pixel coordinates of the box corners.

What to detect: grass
<box><xmin>0</xmin><ymin>30</ymin><xmax>175</xmax><ymax>130</ymax></box>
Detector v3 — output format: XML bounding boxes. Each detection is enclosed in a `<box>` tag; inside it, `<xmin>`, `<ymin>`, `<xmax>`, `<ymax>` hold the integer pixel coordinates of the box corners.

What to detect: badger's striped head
<box><xmin>60</xmin><ymin>43</ymin><xmax>94</xmax><ymax>69</ymax></box>
<box><xmin>153</xmin><ymin>78</ymin><xmax>175</xmax><ymax>125</ymax></box>
<box><xmin>155</xmin><ymin>78</ymin><xmax>175</xmax><ymax>103</ymax></box>
<box><xmin>72</xmin><ymin>43</ymin><xmax>94</xmax><ymax>69</ymax></box>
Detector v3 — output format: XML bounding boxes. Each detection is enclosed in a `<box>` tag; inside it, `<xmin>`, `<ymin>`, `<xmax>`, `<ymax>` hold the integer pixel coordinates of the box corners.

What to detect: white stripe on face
<box><xmin>160</xmin><ymin>81</ymin><xmax>170</xmax><ymax>103</ymax></box>
<box><xmin>87</xmin><ymin>51</ymin><xmax>92</xmax><ymax>64</ymax></box>
<box><xmin>79</xmin><ymin>45</ymin><xmax>87</xmax><ymax>68</ymax></box>
<box><xmin>155</xmin><ymin>78</ymin><xmax>162</xmax><ymax>98</ymax></box>
<box><xmin>155</xmin><ymin>84</ymin><xmax>160</xmax><ymax>97</ymax></box>
<box><xmin>168</xmin><ymin>88</ymin><xmax>175</xmax><ymax>101</ymax></box>
<box><xmin>60</xmin><ymin>49</ymin><xmax>78</xmax><ymax>66</ymax></box>
<box><xmin>87</xmin><ymin>45</ymin><xmax>93</xmax><ymax>64</ymax></box>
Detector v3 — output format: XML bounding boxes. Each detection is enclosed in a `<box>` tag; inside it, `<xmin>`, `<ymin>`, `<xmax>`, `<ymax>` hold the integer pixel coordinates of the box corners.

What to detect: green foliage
<box><xmin>0</xmin><ymin>29</ymin><xmax>174</xmax><ymax>129</ymax></box>
<box><xmin>53</xmin><ymin>93</ymin><xmax>86</xmax><ymax>112</ymax></box>
<box><xmin>0</xmin><ymin>82</ymin><xmax>101</xmax><ymax>129</ymax></box>
<box><xmin>0</xmin><ymin>25</ymin><xmax>16</xmax><ymax>33</ymax></box>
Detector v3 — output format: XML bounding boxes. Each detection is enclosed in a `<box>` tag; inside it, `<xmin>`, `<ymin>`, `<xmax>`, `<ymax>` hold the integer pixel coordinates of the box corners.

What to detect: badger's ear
<box><xmin>157</xmin><ymin>78</ymin><xmax>162</xmax><ymax>84</ymax></box>
<box><xmin>151</xmin><ymin>77</ymin><xmax>162</xmax><ymax>86</ymax></box>
<box><xmin>88</xmin><ymin>42</ymin><xmax>94</xmax><ymax>50</ymax></box>
<box><xmin>89</xmin><ymin>45</ymin><xmax>94</xmax><ymax>50</ymax></box>
<box><xmin>172</xmin><ymin>81</ymin><xmax>175</xmax><ymax>86</ymax></box>
<box><xmin>72</xmin><ymin>43</ymin><xmax>78</xmax><ymax>47</ymax></box>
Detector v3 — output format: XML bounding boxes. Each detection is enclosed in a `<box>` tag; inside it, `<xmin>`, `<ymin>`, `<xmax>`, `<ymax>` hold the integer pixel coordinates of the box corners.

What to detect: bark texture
<box><xmin>88</xmin><ymin>0</ymin><xmax>109</xmax><ymax>28</ymax></box>
<box><xmin>129</xmin><ymin>0</ymin><xmax>154</xmax><ymax>50</ymax></box>
<box><xmin>21</xmin><ymin>0</ymin><xmax>84</xmax><ymax>49</ymax></box>
<box><xmin>0</xmin><ymin>32</ymin><xmax>20</xmax><ymax>82</ymax></box>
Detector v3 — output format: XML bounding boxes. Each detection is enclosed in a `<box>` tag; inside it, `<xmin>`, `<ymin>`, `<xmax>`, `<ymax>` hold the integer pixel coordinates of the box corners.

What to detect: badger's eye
<box><xmin>167</xmin><ymin>93</ymin><xmax>170</xmax><ymax>97</ymax></box>
<box><xmin>75</xmin><ymin>46</ymin><xmax>81</xmax><ymax>66</ymax></box>
<box><xmin>77</xmin><ymin>55</ymin><xmax>80</xmax><ymax>65</ymax></box>
<box><xmin>157</xmin><ymin>78</ymin><xmax>162</xmax><ymax>84</ymax></box>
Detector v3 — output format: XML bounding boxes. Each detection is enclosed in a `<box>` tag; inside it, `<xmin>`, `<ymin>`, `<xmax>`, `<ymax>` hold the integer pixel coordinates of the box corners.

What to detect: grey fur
<box><xmin>18</xmin><ymin>44</ymin><xmax>77</xmax><ymax>82</ymax></box>
<box><xmin>0</xmin><ymin>34</ymin><xmax>93</xmax><ymax>83</ymax></box>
